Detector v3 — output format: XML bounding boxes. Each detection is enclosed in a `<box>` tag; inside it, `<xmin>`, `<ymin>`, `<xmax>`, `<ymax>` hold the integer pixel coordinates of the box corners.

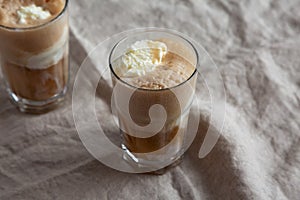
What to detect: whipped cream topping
<box><xmin>120</xmin><ymin>40</ymin><xmax>167</xmax><ymax>77</ymax></box>
<box><xmin>17</xmin><ymin>4</ymin><xmax>51</xmax><ymax>24</ymax></box>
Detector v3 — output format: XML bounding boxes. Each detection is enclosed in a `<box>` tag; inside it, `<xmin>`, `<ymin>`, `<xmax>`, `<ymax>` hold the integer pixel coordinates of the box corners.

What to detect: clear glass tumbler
<box><xmin>109</xmin><ymin>30</ymin><xmax>198</xmax><ymax>172</ymax></box>
<box><xmin>0</xmin><ymin>0</ymin><xmax>69</xmax><ymax>113</ymax></box>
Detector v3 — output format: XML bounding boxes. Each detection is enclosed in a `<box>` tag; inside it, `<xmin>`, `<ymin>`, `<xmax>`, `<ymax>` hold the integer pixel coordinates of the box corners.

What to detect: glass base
<box><xmin>8</xmin><ymin>88</ymin><xmax>67</xmax><ymax>114</ymax></box>
<box><xmin>122</xmin><ymin>144</ymin><xmax>184</xmax><ymax>175</ymax></box>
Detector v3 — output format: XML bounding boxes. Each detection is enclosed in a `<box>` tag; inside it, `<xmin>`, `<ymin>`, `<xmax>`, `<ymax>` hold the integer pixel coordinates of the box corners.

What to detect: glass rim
<box><xmin>0</xmin><ymin>0</ymin><xmax>69</xmax><ymax>31</ymax></box>
<box><xmin>108</xmin><ymin>29</ymin><xmax>198</xmax><ymax>92</ymax></box>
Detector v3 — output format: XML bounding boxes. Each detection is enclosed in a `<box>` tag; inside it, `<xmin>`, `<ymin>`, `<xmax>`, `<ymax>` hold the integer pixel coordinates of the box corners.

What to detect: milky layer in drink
<box><xmin>114</xmin><ymin>40</ymin><xmax>195</xmax><ymax>89</ymax></box>
<box><xmin>0</xmin><ymin>0</ymin><xmax>68</xmax><ymax>69</ymax></box>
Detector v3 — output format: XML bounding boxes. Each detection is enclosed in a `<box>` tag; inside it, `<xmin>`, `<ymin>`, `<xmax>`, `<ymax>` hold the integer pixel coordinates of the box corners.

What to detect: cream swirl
<box><xmin>17</xmin><ymin>4</ymin><xmax>51</xmax><ymax>24</ymax></box>
<box><xmin>120</xmin><ymin>40</ymin><xmax>167</xmax><ymax>77</ymax></box>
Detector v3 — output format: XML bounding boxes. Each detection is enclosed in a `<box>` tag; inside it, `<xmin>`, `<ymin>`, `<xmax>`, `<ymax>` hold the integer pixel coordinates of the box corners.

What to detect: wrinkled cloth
<box><xmin>0</xmin><ymin>0</ymin><xmax>300</xmax><ymax>199</ymax></box>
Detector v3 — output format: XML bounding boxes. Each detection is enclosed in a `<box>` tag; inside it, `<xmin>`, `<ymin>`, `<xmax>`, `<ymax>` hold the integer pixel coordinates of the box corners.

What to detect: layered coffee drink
<box><xmin>0</xmin><ymin>0</ymin><xmax>69</xmax><ymax>112</ymax></box>
<box><xmin>110</xmin><ymin>34</ymin><xmax>197</xmax><ymax>169</ymax></box>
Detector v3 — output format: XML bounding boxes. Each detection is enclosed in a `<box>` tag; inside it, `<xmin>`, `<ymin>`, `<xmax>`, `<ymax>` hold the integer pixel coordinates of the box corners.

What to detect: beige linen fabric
<box><xmin>0</xmin><ymin>0</ymin><xmax>299</xmax><ymax>199</ymax></box>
